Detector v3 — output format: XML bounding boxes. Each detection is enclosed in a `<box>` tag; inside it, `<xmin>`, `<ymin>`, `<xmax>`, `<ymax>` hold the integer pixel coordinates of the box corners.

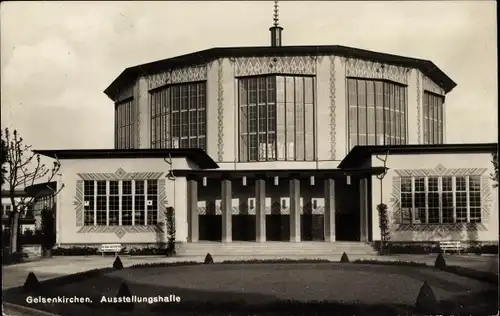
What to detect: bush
<box><xmin>415</xmin><ymin>281</ymin><xmax>438</xmax><ymax>313</ymax></box>
<box><xmin>115</xmin><ymin>282</ymin><xmax>134</xmax><ymax>311</ymax></box>
<box><xmin>353</xmin><ymin>260</ymin><xmax>428</xmax><ymax>267</ymax></box>
<box><xmin>377</xmin><ymin>203</ymin><xmax>390</xmax><ymax>254</ymax></box>
<box><xmin>113</xmin><ymin>256</ymin><xmax>124</xmax><ymax>270</ymax></box>
<box><xmin>124</xmin><ymin>247</ymin><xmax>167</xmax><ymax>256</ymax></box>
<box><xmin>52</xmin><ymin>246</ymin><xmax>99</xmax><ymax>256</ymax></box>
<box><xmin>166</xmin><ymin>207</ymin><xmax>176</xmax><ymax>257</ymax></box>
<box><xmin>434</xmin><ymin>254</ymin><xmax>446</xmax><ymax>269</ymax></box>
<box><xmin>340</xmin><ymin>252</ymin><xmax>349</xmax><ymax>263</ymax></box>
<box><xmin>23</xmin><ymin>272</ymin><xmax>40</xmax><ymax>292</ymax></box>
<box><xmin>204</xmin><ymin>253</ymin><xmax>214</xmax><ymax>264</ymax></box>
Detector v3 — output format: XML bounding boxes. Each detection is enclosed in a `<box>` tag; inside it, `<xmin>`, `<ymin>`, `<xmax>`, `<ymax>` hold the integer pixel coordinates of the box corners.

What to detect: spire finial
<box><xmin>273</xmin><ymin>0</ymin><xmax>279</xmax><ymax>27</ymax></box>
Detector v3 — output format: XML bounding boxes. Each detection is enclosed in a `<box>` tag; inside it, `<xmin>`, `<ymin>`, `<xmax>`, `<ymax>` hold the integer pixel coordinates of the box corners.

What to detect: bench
<box><xmin>439</xmin><ymin>241</ymin><xmax>463</xmax><ymax>254</ymax></box>
<box><xmin>100</xmin><ymin>244</ymin><xmax>122</xmax><ymax>257</ymax></box>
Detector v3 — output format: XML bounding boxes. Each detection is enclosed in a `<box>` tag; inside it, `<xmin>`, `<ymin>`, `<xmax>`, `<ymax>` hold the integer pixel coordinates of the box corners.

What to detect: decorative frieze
<box><xmin>389</xmin><ymin>165</ymin><xmax>493</xmax><ymax>233</ymax></box>
<box><xmin>217</xmin><ymin>59</ymin><xmax>224</xmax><ymax>162</ymax></box>
<box><xmin>73</xmin><ymin>168</ymin><xmax>168</xmax><ymax>238</ymax></box>
<box><xmin>423</xmin><ymin>76</ymin><xmax>445</xmax><ymax>95</ymax></box>
<box><xmin>147</xmin><ymin>65</ymin><xmax>208</xmax><ymax>90</ymax></box>
<box><xmin>344</xmin><ymin>58</ymin><xmax>410</xmax><ymax>85</ymax></box>
<box><xmin>328</xmin><ymin>55</ymin><xmax>337</xmax><ymax>160</ymax></box>
<box><xmin>235</xmin><ymin>56</ymin><xmax>316</xmax><ymax>77</ymax></box>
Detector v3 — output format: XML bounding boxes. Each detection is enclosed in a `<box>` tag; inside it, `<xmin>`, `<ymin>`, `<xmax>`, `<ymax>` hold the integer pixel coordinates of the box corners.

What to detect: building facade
<box><xmin>34</xmin><ymin>18</ymin><xmax>499</xmax><ymax>250</ymax></box>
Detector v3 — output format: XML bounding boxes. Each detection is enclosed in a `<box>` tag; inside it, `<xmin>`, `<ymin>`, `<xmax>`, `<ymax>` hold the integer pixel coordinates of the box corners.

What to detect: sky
<box><xmin>1</xmin><ymin>1</ymin><xmax>498</xmax><ymax>152</ymax></box>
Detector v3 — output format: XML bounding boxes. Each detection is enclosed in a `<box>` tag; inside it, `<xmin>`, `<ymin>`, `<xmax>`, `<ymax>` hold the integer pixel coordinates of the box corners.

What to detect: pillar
<box><xmin>324</xmin><ymin>178</ymin><xmax>336</xmax><ymax>242</ymax></box>
<box><xmin>289</xmin><ymin>177</ymin><xmax>301</xmax><ymax>242</ymax></box>
<box><xmin>221</xmin><ymin>179</ymin><xmax>232</xmax><ymax>243</ymax></box>
<box><xmin>359</xmin><ymin>178</ymin><xmax>369</xmax><ymax>242</ymax></box>
<box><xmin>255</xmin><ymin>178</ymin><xmax>266</xmax><ymax>242</ymax></box>
<box><xmin>187</xmin><ymin>179</ymin><xmax>198</xmax><ymax>242</ymax></box>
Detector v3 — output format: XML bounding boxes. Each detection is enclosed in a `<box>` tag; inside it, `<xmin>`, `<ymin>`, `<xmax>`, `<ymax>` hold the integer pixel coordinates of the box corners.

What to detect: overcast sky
<box><xmin>1</xmin><ymin>1</ymin><xmax>497</xmax><ymax>151</ymax></box>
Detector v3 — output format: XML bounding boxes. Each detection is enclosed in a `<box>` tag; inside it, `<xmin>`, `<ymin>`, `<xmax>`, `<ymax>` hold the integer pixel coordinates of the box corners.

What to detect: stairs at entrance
<box><xmin>177</xmin><ymin>241</ymin><xmax>377</xmax><ymax>257</ymax></box>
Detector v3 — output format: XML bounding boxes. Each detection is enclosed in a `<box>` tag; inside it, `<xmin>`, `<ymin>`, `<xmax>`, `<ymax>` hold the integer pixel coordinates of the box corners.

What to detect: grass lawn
<box><xmin>4</xmin><ymin>262</ymin><xmax>498</xmax><ymax>315</ymax></box>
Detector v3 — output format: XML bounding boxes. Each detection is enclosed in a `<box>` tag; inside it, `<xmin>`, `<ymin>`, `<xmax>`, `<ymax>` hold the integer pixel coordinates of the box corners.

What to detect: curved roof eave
<box><xmin>103</xmin><ymin>45</ymin><xmax>457</xmax><ymax>100</ymax></box>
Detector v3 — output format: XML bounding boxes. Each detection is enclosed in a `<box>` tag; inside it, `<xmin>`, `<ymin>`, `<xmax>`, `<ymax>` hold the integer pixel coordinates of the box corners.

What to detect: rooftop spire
<box><xmin>269</xmin><ymin>0</ymin><xmax>283</xmax><ymax>47</ymax></box>
<box><xmin>273</xmin><ymin>0</ymin><xmax>280</xmax><ymax>27</ymax></box>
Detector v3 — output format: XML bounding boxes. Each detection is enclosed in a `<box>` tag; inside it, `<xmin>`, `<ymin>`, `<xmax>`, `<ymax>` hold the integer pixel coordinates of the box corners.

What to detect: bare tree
<box><xmin>1</xmin><ymin>128</ymin><xmax>64</xmax><ymax>255</ymax></box>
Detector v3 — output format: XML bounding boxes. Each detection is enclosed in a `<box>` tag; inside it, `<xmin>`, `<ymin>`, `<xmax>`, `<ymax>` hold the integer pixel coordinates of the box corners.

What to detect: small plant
<box><xmin>434</xmin><ymin>253</ymin><xmax>446</xmax><ymax>269</ymax></box>
<box><xmin>204</xmin><ymin>253</ymin><xmax>214</xmax><ymax>264</ymax></box>
<box><xmin>23</xmin><ymin>272</ymin><xmax>40</xmax><ymax>292</ymax></box>
<box><xmin>115</xmin><ymin>282</ymin><xmax>134</xmax><ymax>311</ymax></box>
<box><xmin>113</xmin><ymin>256</ymin><xmax>124</xmax><ymax>270</ymax></box>
<box><xmin>340</xmin><ymin>252</ymin><xmax>349</xmax><ymax>263</ymax></box>
<box><xmin>415</xmin><ymin>281</ymin><xmax>437</xmax><ymax>313</ymax></box>
<box><xmin>166</xmin><ymin>207</ymin><xmax>176</xmax><ymax>256</ymax></box>
<box><xmin>377</xmin><ymin>203</ymin><xmax>390</xmax><ymax>255</ymax></box>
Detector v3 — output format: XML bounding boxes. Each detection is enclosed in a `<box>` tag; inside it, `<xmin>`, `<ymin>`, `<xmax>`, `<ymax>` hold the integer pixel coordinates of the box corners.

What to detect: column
<box><xmin>255</xmin><ymin>178</ymin><xmax>266</xmax><ymax>242</ymax></box>
<box><xmin>136</xmin><ymin>77</ymin><xmax>150</xmax><ymax>149</ymax></box>
<box><xmin>187</xmin><ymin>178</ymin><xmax>198</xmax><ymax>242</ymax></box>
<box><xmin>324</xmin><ymin>178</ymin><xmax>336</xmax><ymax>242</ymax></box>
<box><xmin>221</xmin><ymin>178</ymin><xmax>232</xmax><ymax>243</ymax></box>
<box><xmin>289</xmin><ymin>177</ymin><xmax>301</xmax><ymax>242</ymax></box>
<box><xmin>359</xmin><ymin>178</ymin><xmax>369</xmax><ymax>242</ymax></box>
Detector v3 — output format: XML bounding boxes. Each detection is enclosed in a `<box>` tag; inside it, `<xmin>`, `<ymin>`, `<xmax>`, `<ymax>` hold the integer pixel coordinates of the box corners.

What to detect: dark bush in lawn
<box><xmin>113</xmin><ymin>256</ymin><xmax>124</xmax><ymax>270</ymax></box>
<box><xmin>51</xmin><ymin>246</ymin><xmax>99</xmax><ymax>256</ymax></box>
<box><xmin>353</xmin><ymin>259</ymin><xmax>428</xmax><ymax>267</ymax></box>
<box><xmin>23</xmin><ymin>272</ymin><xmax>40</xmax><ymax>292</ymax></box>
<box><xmin>204</xmin><ymin>253</ymin><xmax>214</xmax><ymax>264</ymax></box>
<box><xmin>114</xmin><ymin>282</ymin><xmax>134</xmax><ymax>311</ymax></box>
<box><xmin>340</xmin><ymin>252</ymin><xmax>349</xmax><ymax>263</ymax></box>
<box><xmin>434</xmin><ymin>253</ymin><xmax>446</xmax><ymax>269</ymax></box>
<box><xmin>415</xmin><ymin>281</ymin><xmax>438</xmax><ymax>313</ymax></box>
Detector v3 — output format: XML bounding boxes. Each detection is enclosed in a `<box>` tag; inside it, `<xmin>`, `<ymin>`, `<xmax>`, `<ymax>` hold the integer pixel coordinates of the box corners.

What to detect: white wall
<box><xmin>371</xmin><ymin>152</ymin><xmax>499</xmax><ymax>242</ymax></box>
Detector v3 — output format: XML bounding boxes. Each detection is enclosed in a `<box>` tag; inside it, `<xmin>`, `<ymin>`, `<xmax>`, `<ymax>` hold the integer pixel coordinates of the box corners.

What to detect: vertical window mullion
<box><xmin>106</xmin><ymin>181</ymin><xmax>110</xmax><ymax>226</ymax></box>
<box><xmin>93</xmin><ymin>180</ymin><xmax>97</xmax><ymax>226</ymax></box>
<box><xmin>452</xmin><ymin>176</ymin><xmax>456</xmax><ymax>223</ymax></box>
<box><xmin>465</xmin><ymin>175</ymin><xmax>470</xmax><ymax>223</ymax></box>
<box><xmin>438</xmin><ymin>177</ymin><xmax>443</xmax><ymax>224</ymax></box>
<box><xmin>424</xmin><ymin>177</ymin><xmax>429</xmax><ymax>224</ymax></box>
<box><xmin>144</xmin><ymin>181</ymin><xmax>148</xmax><ymax>226</ymax></box>
<box><xmin>265</xmin><ymin>77</ymin><xmax>269</xmax><ymax>161</ymax></box>
<box><xmin>411</xmin><ymin>177</ymin><xmax>415</xmax><ymax>224</ymax></box>
<box><xmin>196</xmin><ymin>84</ymin><xmax>200</xmax><ymax>148</ymax></box>
<box><xmin>247</xmin><ymin>80</ymin><xmax>250</xmax><ymax>160</ymax></box>
<box><xmin>130</xmin><ymin>180</ymin><xmax>135</xmax><ymax>226</ymax></box>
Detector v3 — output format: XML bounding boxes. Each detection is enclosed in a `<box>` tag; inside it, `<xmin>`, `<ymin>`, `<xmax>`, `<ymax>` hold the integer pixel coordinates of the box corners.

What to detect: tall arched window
<box><xmin>238</xmin><ymin>76</ymin><xmax>315</xmax><ymax>162</ymax></box>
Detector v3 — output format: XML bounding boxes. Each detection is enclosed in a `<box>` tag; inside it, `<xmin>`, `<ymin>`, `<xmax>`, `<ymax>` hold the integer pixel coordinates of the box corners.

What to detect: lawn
<box><xmin>4</xmin><ymin>262</ymin><xmax>498</xmax><ymax>315</ymax></box>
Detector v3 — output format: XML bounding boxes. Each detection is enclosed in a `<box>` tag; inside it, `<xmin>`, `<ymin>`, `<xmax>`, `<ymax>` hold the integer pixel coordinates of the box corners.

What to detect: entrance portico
<box><xmin>177</xmin><ymin>168</ymin><xmax>385</xmax><ymax>243</ymax></box>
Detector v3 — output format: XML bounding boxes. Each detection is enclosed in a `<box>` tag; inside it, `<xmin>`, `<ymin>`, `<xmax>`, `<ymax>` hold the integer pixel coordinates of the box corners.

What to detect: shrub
<box><xmin>377</xmin><ymin>203</ymin><xmax>390</xmax><ymax>255</ymax></box>
<box><xmin>204</xmin><ymin>253</ymin><xmax>214</xmax><ymax>264</ymax></box>
<box><xmin>115</xmin><ymin>282</ymin><xmax>134</xmax><ymax>311</ymax></box>
<box><xmin>340</xmin><ymin>252</ymin><xmax>349</xmax><ymax>263</ymax></box>
<box><xmin>23</xmin><ymin>272</ymin><xmax>40</xmax><ymax>292</ymax></box>
<box><xmin>113</xmin><ymin>256</ymin><xmax>124</xmax><ymax>270</ymax></box>
<box><xmin>52</xmin><ymin>246</ymin><xmax>99</xmax><ymax>256</ymax></box>
<box><xmin>166</xmin><ymin>207</ymin><xmax>176</xmax><ymax>257</ymax></box>
<box><xmin>353</xmin><ymin>260</ymin><xmax>427</xmax><ymax>267</ymax></box>
<box><xmin>434</xmin><ymin>253</ymin><xmax>446</xmax><ymax>269</ymax></box>
<box><xmin>415</xmin><ymin>281</ymin><xmax>437</xmax><ymax>313</ymax></box>
<box><xmin>125</xmin><ymin>246</ymin><xmax>166</xmax><ymax>256</ymax></box>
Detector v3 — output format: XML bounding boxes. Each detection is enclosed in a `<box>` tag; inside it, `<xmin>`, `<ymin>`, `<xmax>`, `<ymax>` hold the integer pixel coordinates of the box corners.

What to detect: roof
<box><xmin>1</xmin><ymin>190</ymin><xmax>27</xmax><ymax>198</ymax></box>
<box><xmin>25</xmin><ymin>182</ymin><xmax>57</xmax><ymax>197</ymax></box>
<box><xmin>104</xmin><ymin>45</ymin><xmax>457</xmax><ymax>99</ymax></box>
<box><xmin>33</xmin><ymin>149</ymin><xmax>219</xmax><ymax>170</ymax></box>
<box><xmin>338</xmin><ymin>143</ymin><xmax>499</xmax><ymax>169</ymax></box>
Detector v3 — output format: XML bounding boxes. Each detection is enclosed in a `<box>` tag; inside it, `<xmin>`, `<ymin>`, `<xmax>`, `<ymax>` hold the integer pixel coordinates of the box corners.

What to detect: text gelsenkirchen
<box><xmin>101</xmin><ymin>295</ymin><xmax>181</xmax><ymax>304</ymax></box>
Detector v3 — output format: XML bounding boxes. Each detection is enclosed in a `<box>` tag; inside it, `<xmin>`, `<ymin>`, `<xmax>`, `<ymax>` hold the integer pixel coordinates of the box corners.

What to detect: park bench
<box><xmin>100</xmin><ymin>244</ymin><xmax>122</xmax><ymax>257</ymax></box>
<box><xmin>439</xmin><ymin>241</ymin><xmax>463</xmax><ymax>254</ymax></box>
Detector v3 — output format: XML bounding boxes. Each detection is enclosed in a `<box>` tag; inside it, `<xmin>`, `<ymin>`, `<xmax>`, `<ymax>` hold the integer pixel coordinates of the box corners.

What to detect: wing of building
<box><xmin>32</xmin><ymin>4</ymin><xmax>498</xmax><ymax>255</ymax></box>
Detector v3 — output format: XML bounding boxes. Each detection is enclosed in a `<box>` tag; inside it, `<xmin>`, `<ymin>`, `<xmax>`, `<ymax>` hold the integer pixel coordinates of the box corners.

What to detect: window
<box><xmin>239</xmin><ymin>76</ymin><xmax>314</xmax><ymax>162</ymax></box>
<box><xmin>115</xmin><ymin>99</ymin><xmax>135</xmax><ymax>149</ymax></box>
<box><xmin>423</xmin><ymin>91</ymin><xmax>444</xmax><ymax>144</ymax></box>
<box><xmin>400</xmin><ymin>175</ymin><xmax>481</xmax><ymax>224</ymax></box>
<box><xmin>150</xmin><ymin>82</ymin><xmax>206</xmax><ymax>150</ymax></box>
<box><xmin>347</xmin><ymin>79</ymin><xmax>407</xmax><ymax>149</ymax></box>
<box><xmin>83</xmin><ymin>179</ymin><xmax>159</xmax><ymax>226</ymax></box>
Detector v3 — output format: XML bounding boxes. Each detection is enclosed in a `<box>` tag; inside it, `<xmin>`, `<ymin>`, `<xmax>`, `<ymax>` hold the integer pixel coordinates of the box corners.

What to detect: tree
<box><xmin>1</xmin><ymin>130</ymin><xmax>8</xmax><ymax>186</ymax></box>
<box><xmin>1</xmin><ymin>128</ymin><xmax>64</xmax><ymax>255</ymax></box>
<box><xmin>491</xmin><ymin>152</ymin><xmax>498</xmax><ymax>188</ymax></box>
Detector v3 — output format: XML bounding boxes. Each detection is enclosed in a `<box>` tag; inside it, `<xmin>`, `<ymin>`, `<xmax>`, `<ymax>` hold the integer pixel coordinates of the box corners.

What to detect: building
<box><xmin>34</xmin><ymin>3</ymin><xmax>498</xmax><ymax>252</ymax></box>
<box><xmin>1</xmin><ymin>190</ymin><xmax>36</xmax><ymax>234</ymax></box>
